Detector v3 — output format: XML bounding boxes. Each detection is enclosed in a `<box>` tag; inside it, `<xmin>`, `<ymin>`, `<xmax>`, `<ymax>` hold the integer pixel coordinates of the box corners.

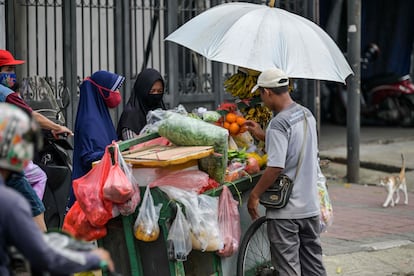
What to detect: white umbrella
<box><xmin>165</xmin><ymin>2</ymin><xmax>353</xmax><ymax>83</ymax></box>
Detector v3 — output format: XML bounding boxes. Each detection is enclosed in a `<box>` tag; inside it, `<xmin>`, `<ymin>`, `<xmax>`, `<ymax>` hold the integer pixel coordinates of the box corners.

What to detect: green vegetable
<box><xmin>158</xmin><ymin>113</ymin><xmax>229</xmax><ymax>183</ymax></box>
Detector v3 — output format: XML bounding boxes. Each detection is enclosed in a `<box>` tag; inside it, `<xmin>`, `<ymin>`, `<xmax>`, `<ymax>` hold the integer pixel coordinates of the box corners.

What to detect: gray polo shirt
<box><xmin>265</xmin><ymin>102</ymin><xmax>320</xmax><ymax>219</ymax></box>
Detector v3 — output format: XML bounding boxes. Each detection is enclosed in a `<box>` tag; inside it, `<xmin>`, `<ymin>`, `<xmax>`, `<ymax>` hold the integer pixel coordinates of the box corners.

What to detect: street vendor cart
<box><xmin>98</xmin><ymin>130</ymin><xmax>268</xmax><ymax>276</ymax></box>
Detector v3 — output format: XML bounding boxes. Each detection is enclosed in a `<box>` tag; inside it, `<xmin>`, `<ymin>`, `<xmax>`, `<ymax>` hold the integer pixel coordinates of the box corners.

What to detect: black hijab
<box><xmin>117</xmin><ymin>68</ymin><xmax>165</xmax><ymax>139</ymax></box>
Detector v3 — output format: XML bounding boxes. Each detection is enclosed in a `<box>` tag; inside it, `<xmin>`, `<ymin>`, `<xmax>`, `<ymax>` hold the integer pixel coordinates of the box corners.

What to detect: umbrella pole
<box><xmin>268</xmin><ymin>0</ymin><xmax>276</xmax><ymax>8</ymax></box>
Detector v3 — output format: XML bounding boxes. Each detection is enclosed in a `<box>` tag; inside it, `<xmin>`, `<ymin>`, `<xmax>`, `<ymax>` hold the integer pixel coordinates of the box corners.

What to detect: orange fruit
<box><xmin>223</xmin><ymin>121</ymin><xmax>230</xmax><ymax>129</ymax></box>
<box><xmin>229</xmin><ymin>122</ymin><xmax>240</xmax><ymax>135</ymax></box>
<box><xmin>236</xmin><ymin>116</ymin><xmax>246</xmax><ymax>126</ymax></box>
<box><xmin>225</xmin><ymin>112</ymin><xmax>237</xmax><ymax>123</ymax></box>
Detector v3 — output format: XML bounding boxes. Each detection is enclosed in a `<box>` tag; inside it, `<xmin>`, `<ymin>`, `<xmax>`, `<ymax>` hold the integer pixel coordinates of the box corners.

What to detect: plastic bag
<box><xmin>139</xmin><ymin>105</ymin><xmax>188</xmax><ymax>135</ymax></box>
<box><xmin>158</xmin><ymin>113</ymin><xmax>228</xmax><ymax>183</ymax></box>
<box><xmin>217</xmin><ymin>186</ymin><xmax>241</xmax><ymax>257</ymax></box>
<box><xmin>133</xmin><ymin>186</ymin><xmax>162</xmax><ymax>242</ymax></box>
<box><xmin>149</xmin><ymin>169</ymin><xmax>210</xmax><ymax>194</ymax></box>
<box><xmin>116</xmin><ymin>148</ymin><xmax>141</xmax><ymax>215</ymax></box>
<box><xmin>103</xmin><ymin>143</ymin><xmax>134</xmax><ymax>203</ymax></box>
<box><xmin>317</xmin><ymin>165</ymin><xmax>333</xmax><ymax>232</ymax></box>
<box><xmin>73</xmin><ymin>146</ymin><xmax>113</xmax><ymax>227</ymax></box>
<box><xmin>167</xmin><ymin>204</ymin><xmax>192</xmax><ymax>261</ymax></box>
<box><xmin>62</xmin><ymin>202</ymin><xmax>107</xmax><ymax>241</ymax></box>
<box><xmin>189</xmin><ymin>194</ymin><xmax>223</xmax><ymax>252</ymax></box>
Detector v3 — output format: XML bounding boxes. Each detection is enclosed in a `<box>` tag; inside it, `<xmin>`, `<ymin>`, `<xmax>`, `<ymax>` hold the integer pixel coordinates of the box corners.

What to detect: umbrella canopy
<box><xmin>165</xmin><ymin>2</ymin><xmax>353</xmax><ymax>83</ymax></box>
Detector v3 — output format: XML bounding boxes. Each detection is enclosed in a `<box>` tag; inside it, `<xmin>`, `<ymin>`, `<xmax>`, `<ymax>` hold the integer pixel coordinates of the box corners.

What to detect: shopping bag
<box><xmin>103</xmin><ymin>143</ymin><xmax>134</xmax><ymax>203</ymax></box>
<box><xmin>116</xmin><ymin>148</ymin><xmax>141</xmax><ymax>216</ymax></box>
<box><xmin>217</xmin><ymin>186</ymin><xmax>241</xmax><ymax>257</ymax></box>
<box><xmin>73</xmin><ymin>146</ymin><xmax>113</xmax><ymax>227</ymax></box>
<box><xmin>317</xmin><ymin>165</ymin><xmax>333</xmax><ymax>232</ymax></box>
<box><xmin>133</xmin><ymin>186</ymin><xmax>162</xmax><ymax>242</ymax></box>
<box><xmin>62</xmin><ymin>202</ymin><xmax>107</xmax><ymax>241</ymax></box>
<box><xmin>189</xmin><ymin>194</ymin><xmax>223</xmax><ymax>252</ymax></box>
<box><xmin>167</xmin><ymin>204</ymin><xmax>192</xmax><ymax>261</ymax></box>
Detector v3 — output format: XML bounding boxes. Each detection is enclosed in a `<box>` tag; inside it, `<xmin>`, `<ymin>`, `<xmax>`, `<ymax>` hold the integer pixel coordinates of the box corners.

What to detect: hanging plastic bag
<box><xmin>190</xmin><ymin>194</ymin><xmax>223</xmax><ymax>252</ymax></box>
<box><xmin>116</xmin><ymin>149</ymin><xmax>141</xmax><ymax>215</ymax></box>
<box><xmin>167</xmin><ymin>204</ymin><xmax>192</xmax><ymax>261</ymax></box>
<box><xmin>317</xmin><ymin>164</ymin><xmax>333</xmax><ymax>232</ymax></box>
<box><xmin>103</xmin><ymin>143</ymin><xmax>134</xmax><ymax>203</ymax></box>
<box><xmin>73</xmin><ymin>146</ymin><xmax>113</xmax><ymax>227</ymax></box>
<box><xmin>217</xmin><ymin>186</ymin><xmax>241</xmax><ymax>257</ymax></box>
<box><xmin>133</xmin><ymin>186</ymin><xmax>162</xmax><ymax>242</ymax></box>
<box><xmin>62</xmin><ymin>202</ymin><xmax>107</xmax><ymax>241</ymax></box>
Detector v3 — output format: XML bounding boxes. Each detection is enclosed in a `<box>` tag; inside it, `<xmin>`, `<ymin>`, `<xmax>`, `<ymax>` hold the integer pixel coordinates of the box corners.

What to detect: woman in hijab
<box><xmin>117</xmin><ymin>68</ymin><xmax>165</xmax><ymax>140</ymax></box>
<box><xmin>68</xmin><ymin>70</ymin><xmax>125</xmax><ymax>208</ymax></box>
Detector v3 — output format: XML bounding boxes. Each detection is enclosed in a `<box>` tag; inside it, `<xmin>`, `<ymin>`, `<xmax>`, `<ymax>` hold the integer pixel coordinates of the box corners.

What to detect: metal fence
<box><xmin>1</xmin><ymin>0</ymin><xmax>318</xmax><ymax>131</ymax></box>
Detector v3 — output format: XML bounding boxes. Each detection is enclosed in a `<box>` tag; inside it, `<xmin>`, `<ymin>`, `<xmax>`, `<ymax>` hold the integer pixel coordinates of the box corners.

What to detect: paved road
<box><xmin>319</xmin><ymin>124</ymin><xmax>414</xmax><ymax>275</ymax></box>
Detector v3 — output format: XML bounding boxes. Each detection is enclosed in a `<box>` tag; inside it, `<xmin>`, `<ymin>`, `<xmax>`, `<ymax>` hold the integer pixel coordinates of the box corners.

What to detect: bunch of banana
<box><xmin>224</xmin><ymin>72</ymin><xmax>259</xmax><ymax>99</ymax></box>
<box><xmin>242</xmin><ymin>105</ymin><xmax>273</xmax><ymax>128</ymax></box>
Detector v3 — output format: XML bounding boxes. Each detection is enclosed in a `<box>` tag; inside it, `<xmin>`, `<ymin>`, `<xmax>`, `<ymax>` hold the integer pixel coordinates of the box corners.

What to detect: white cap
<box><xmin>251</xmin><ymin>68</ymin><xmax>289</xmax><ymax>93</ymax></box>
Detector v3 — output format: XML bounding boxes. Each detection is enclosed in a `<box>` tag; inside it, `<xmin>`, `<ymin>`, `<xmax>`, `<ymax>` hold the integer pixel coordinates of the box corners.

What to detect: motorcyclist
<box><xmin>0</xmin><ymin>102</ymin><xmax>115</xmax><ymax>275</ymax></box>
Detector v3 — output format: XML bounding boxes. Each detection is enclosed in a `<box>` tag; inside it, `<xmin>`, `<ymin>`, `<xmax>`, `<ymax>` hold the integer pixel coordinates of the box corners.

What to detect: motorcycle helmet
<box><xmin>0</xmin><ymin>103</ymin><xmax>42</xmax><ymax>172</ymax></box>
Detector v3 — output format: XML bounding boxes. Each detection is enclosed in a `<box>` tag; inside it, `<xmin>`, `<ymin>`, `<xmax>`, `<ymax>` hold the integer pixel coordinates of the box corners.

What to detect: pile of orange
<box><xmin>223</xmin><ymin>112</ymin><xmax>247</xmax><ymax>136</ymax></box>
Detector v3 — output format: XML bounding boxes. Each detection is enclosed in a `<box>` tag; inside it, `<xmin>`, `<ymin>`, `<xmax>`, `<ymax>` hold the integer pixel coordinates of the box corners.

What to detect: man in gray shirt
<box><xmin>245</xmin><ymin>68</ymin><xmax>326</xmax><ymax>275</ymax></box>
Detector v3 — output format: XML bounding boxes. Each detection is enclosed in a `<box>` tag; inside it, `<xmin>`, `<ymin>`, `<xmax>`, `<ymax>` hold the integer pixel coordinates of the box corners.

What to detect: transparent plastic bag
<box><xmin>190</xmin><ymin>194</ymin><xmax>223</xmax><ymax>252</ymax></box>
<box><xmin>139</xmin><ymin>105</ymin><xmax>188</xmax><ymax>135</ymax></box>
<box><xmin>167</xmin><ymin>204</ymin><xmax>192</xmax><ymax>261</ymax></box>
<box><xmin>159</xmin><ymin>186</ymin><xmax>223</xmax><ymax>251</ymax></box>
<box><xmin>317</xmin><ymin>164</ymin><xmax>333</xmax><ymax>232</ymax></box>
<box><xmin>133</xmin><ymin>186</ymin><xmax>162</xmax><ymax>242</ymax></box>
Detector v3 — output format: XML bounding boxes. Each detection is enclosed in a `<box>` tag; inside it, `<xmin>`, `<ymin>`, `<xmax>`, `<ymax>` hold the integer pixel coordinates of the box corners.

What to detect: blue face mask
<box><xmin>0</xmin><ymin>73</ymin><xmax>17</xmax><ymax>89</ymax></box>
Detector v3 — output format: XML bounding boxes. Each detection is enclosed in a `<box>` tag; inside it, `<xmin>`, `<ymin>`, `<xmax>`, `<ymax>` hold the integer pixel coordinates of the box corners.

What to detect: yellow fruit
<box><xmin>134</xmin><ymin>223</ymin><xmax>160</xmax><ymax>242</ymax></box>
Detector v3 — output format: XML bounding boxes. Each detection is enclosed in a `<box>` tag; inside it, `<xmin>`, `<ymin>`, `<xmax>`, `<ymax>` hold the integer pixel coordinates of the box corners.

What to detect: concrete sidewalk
<box><xmin>318</xmin><ymin>124</ymin><xmax>414</xmax><ymax>275</ymax></box>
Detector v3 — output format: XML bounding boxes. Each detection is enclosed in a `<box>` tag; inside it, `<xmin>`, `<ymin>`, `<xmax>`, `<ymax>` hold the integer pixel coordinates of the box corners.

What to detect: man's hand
<box><xmin>244</xmin><ymin>120</ymin><xmax>265</xmax><ymax>141</ymax></box>
<box><xmin>32</xmin><ymin>111</ymin><xmax>74</xmax><ymax>138</ymax></box>
<box><xmin>91</xmin><ymin>248</ymin><xmax>115</xmax><ymax>272</ymax></box>
<box><xmin>247</xmin><ymin>191</ymin><xmax>260</xmax><ymax>220</ymax></box>
<box><xmin>51</xmin><ymin>125</ymin><xmax>74</xmax><ymax>139</ymax></box>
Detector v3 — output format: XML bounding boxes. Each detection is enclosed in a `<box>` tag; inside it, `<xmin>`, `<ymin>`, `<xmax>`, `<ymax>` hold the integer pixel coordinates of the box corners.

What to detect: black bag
<box><xmin>259</xmin><ymin>174</ymin><xmax>293</xmax><ymax>209</ymax></box>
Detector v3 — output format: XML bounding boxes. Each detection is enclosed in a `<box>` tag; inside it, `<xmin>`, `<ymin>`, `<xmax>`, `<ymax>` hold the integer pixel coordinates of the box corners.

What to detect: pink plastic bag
<box><xmin>73</xmin><ymin>146</ymin><xmax>113</xmax><ymax>227</ymax></box>
<box><xmin>217</xmin><ymin>186</ymin><xmax>241</xmax><ymax>257</ymax></box>
<box><xmin>103</xmin><ymin>143</ymin><xmax>134</xmax><ymax>203</ymax></box>
<box><xmin>149</xmin><ymin>169</ymin><xmax>210</xmax><ymax>194</ymax></box>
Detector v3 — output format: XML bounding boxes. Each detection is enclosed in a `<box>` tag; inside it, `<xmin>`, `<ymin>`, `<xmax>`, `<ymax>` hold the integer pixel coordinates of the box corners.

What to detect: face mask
<box><xmin>85</xmin><ymin>77</ymin><xmax>122</xmax><ymax>108</ymax></box>
<box><xmin>145</xmin><ymin>94</ymin><xmax>163</xmax><ymax>108</ymax></box>
<box><xmin>0</xmin><ymin>73</ymin><xmax>17</xmax><ymax>89</ymax></box>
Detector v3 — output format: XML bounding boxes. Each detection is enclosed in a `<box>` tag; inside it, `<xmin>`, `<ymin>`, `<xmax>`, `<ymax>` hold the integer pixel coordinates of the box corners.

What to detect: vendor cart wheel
<box><xmin>237</xmin><ymin>216</ymin><xmax>277</xmax><ymax>276</ymax></box>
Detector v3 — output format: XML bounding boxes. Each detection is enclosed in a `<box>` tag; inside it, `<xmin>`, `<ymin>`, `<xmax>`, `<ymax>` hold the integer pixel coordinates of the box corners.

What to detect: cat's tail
<box><xmin>400</xmin><ymin>153</ymin><xmax>405</xmax><ymax>178</ymax></box>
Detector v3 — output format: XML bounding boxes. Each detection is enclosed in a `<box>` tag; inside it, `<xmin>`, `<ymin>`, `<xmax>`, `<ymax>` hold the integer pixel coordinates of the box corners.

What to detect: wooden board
<box><xmin>122</xmin><ymin>145</ymin><xmax>214</xmax><ymax>167</ymax></box>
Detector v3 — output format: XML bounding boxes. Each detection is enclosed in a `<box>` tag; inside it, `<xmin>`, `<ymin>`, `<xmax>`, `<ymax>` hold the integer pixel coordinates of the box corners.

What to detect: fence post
<box><xmin>114</xmin><ymin>0</ymin><xmax>131</xmax><ymax>123</ymax></box>
<box><xmin>165</xmin><ymin>0</ymin><xmax>179</xmax><ymax>108</ymax></box>
<box><xmin>62</xmin><ymin>0</ymin><xmax>77</xmax><ymax>133</ymax></box>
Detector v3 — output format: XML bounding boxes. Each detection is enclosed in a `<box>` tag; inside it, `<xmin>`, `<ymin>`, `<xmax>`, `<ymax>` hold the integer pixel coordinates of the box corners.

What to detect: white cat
<box><xmin>379</xmin><ymin>153</ymin><xmax>408</xmax><ymax>208</ymax></box>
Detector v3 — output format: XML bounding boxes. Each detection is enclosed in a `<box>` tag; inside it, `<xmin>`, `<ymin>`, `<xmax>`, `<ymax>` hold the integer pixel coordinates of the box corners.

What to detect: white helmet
<box><xmin>0</xmin><ymin>103</ymin><xmax>42</xmax><ymax>172</ymax></box>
